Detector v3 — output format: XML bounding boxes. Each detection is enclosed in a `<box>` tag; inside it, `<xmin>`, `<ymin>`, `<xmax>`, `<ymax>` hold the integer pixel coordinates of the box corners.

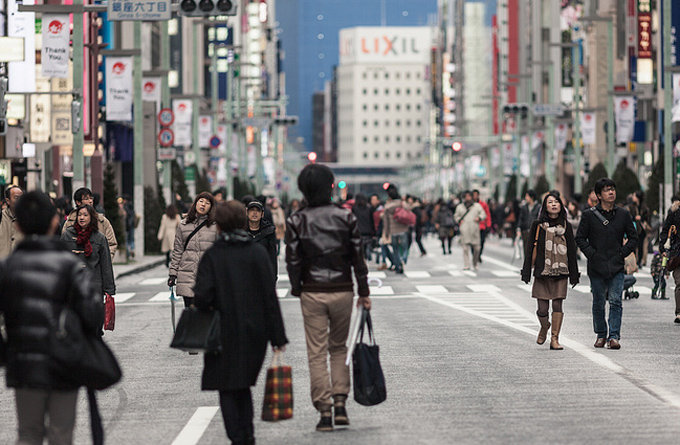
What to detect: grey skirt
<box><xmin>531</xmin><ymin>276</ymin><xmax>568</xmax><ymax>300</ymax></box>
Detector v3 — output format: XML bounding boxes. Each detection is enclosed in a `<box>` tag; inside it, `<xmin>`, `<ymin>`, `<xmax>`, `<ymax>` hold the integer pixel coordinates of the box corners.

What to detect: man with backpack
<box><xmin>455</xmin><ymin>190</ymin><xmax>487</xmax><ymax>270</ymax></box>
<box><xmin>381</xmin><ymin>184</ymin><xmax>414</xmax><ymax>274</ymax></box>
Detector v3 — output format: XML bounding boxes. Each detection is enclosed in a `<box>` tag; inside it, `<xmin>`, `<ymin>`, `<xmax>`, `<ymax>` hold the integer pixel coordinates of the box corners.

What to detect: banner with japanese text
<box><xmin>672</xmin><ymin>74</ymin><xmax>680</xmax><ymax>123</ymax></box>
<box><xmin>580</xmin><ymin>112</ymin><xmax>596</xmax><ymax>145</ymax></box>
<box><xmin>105</xmin><ymin>57</ymin><xmax>133</xmax><ymax>121</ymax></box>
<box><xmin>142</xmin><ymin>77</ymin><xmax>161</xmax><ymax>110</ymax></box>
<box><xmin>555</xmin><ymin>123</ymin><xmax>568</xmax><ymax>151</ymax></box>
<box><xmin>172</xmin><ymin>99</ymin><xmax>193</xmax><ymax>146</ymax></box>
<box><xmin>614</xmin><ymin>96</ymin><xmax>635</xmax><ymax>144</ymax></box>
<box><xmin>41</xmin><ymin>14</ymin><xmax>70</xmax><ymax>78</ymax></box>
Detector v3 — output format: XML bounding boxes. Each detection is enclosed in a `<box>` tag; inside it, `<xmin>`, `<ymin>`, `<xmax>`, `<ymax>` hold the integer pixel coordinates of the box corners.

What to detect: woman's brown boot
<box><xmin>536</xmin><ymin>313</ymin><xmax>550</xmax><ymax>345</ymax></box>
<box><xmin>550</xmin><ymin>312</ymin><xmax>564</xmax><ymax>350</ymax></box>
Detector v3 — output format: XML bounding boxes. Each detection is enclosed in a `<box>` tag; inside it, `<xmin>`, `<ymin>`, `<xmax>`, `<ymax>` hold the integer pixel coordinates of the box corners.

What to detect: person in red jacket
<box><xmin>473</xmin><ymin>190</ymin><xmax>493</xmax><ymax>263</ymax></box>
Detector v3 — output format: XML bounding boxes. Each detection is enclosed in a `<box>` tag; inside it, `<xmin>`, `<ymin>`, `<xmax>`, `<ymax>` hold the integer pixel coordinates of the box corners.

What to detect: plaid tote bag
<box><xmin>261</xmin><ymin>351</ymin><xmax>293</xmax><ymax>421</ymax></box>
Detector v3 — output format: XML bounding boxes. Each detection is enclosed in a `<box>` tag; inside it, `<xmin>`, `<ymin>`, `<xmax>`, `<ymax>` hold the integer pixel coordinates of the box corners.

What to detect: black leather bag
<box><xmin>50</xmin><ymin>307</ymin><xmax>122</xmax><ymax>390</ymax></box>
<box><xmin>352</xmin><ymin>311</ymin><xmax>386</xmax><ymax>406</ymax></box>
<box><xmin>170</xmin><ymin>308</ymin><xmax>222</xmax><ymax>353</ymax></box>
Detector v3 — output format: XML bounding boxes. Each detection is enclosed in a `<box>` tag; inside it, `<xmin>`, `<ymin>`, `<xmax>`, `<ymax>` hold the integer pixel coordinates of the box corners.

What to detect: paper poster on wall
<box><xmin>105</xmin><ymin>57</ymin><xmax>133</xmax><ymax>121</ymax></box>
<box><xmin>41</xmin><ymin>14</ymin><xmax>70</xmax><ymax>78</ymax></box>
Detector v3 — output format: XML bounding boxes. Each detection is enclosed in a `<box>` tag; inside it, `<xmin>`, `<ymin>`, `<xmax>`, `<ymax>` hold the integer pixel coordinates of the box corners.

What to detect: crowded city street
<box><xmin>2</xmin><ymin>235</ymin><xmax>679</xmax><ymax>444</ymax></box>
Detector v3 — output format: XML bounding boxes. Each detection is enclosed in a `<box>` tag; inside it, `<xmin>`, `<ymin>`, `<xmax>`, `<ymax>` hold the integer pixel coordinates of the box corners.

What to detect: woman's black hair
<box><xmin>186</xmin><ymin>192</ymin><xmax>216</xmax><ymax>225</ymax></box>
<box><xmin>386</xmin><ymin>184</ymin><xmax>400</xmax><ymax>200</ymax></box>
<box><xmin>297</xmin><ymin>164</ymin><xmax>334</xmax><ymax>206</ymax></box>
<box><xmin>537</xmin><ymin>191</ymin><xmax>567</xmax><ymax>222</ymax></box>
<box><xmin>75</xmin><ymin>204</ymin><xmax>99</xmax><ymax>233</ymax></box>
<box><xmin>354</xmin><ymin>193</ymin><xmax>368</xmax><ymax>207</ymax></box>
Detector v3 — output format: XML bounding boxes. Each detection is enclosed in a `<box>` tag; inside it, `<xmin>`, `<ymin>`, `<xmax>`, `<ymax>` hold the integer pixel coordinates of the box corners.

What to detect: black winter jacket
<box><xmin>660</xmin><ymin>207</ymin><xmax>680</xmax><ymax>257</ymax></box>
<box><xmin>575</xmin><ymin>205</ymin><xmax>638</xmax><ymax>279</ymax></box>
<box><xmin>352</xmin><ymin>205</ymin><xmax>375</xmax><ymax>237</ymax></box>
<box><xmin>0</xmin><ymin>236</ymin><xmax>103</xmax><ymax>390</ymax></box>
<box><xmin>194</xmin><ymin>232</ymin><xmax>287</xmax><ymax>390</ymax></box>
<box><xmin>248</xmin><ymin>220</ymin><xmax>277</xmax><ymax>274</ymax></box>
<box><xmin>285</xmin><ymin>204</ymin><xmax>369</xmax><ymax>297</ymax></box>
<box><xmin>521</xmin><ymin>219</ymin><xmax>580</xmax><ymax>285</ymax></box>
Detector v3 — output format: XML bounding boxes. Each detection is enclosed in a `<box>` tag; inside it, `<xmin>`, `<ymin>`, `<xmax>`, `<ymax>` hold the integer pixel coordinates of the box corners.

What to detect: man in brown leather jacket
<box><xmin>285</xmin><ymin>164</ymin><xmax>371</xmax><ymax>433</ymax></box>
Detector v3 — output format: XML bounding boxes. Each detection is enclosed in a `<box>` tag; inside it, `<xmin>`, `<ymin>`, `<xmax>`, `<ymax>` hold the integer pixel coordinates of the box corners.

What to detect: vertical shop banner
<box><xmin>672</xmin><ymin>74</ymin><xmax>680</xmax><ymax>122</ymax></box>
<box><xmin>172</xmin><ymin>99</ymin><xmax>193</xmax><ymax>146</ymax></box>
<box><xmin>8</xmin><ymin>0</ymin><xmax>36</xmax><ymax>92</ymax></box>
<box><xmin>198</xmin><ymin>115</ymin><xmax>212</xmax><ymax>148</ymax></box>
<box><xmin>555</xmin><ymin>123</ymin><xmax>568</xmax><ymax>151</ymax></box>
<box><xmin>105</xmin><ymin>57</ymin><xmax>133</xmax><ymax>121</ymax></box>
<box><xmin>503</xmin><ymin>143</ymin><xmax>514</xmax><ymax>175</ymax></box>
<box><xmin>30</xmin><ymin>71</ymin><xmax>52</xmax><ymax>142</ymax></box>
<box><xmin>41</xmin><ymin>14</ymin><xmax>70</xmax><ymax>78</ymax></box>
<box><xmin>51</xmin><ymin>64</ymin><xmax>73</xmax><ymax>145</ymax></box>
<box><xmin>614</xmin><ymin>96</ymin><xmax>636</xmax><ymax>144</ymax></box>
<box><xmin>217</xmin><ymin>124</ymin><xmax>228</xmax><ymax>154</ymax></box>
<box><xmin>142</xmin><ymin>77</ymin><xmax>161</xmax><ymax>110</ymax></box>
<box><xmin>581</xmin><ymin>112</ymin><xmax>596</xmax><ymax>145</ymax></box>
<box><xmin>531</xmin><ymin>131</ymin><xmax>544</xmax><ymax>150</ymax></box>
<box><xmin>520</xmin><ymin>135</ymin><xmax>530</xmax><ymax>176</ymax></box>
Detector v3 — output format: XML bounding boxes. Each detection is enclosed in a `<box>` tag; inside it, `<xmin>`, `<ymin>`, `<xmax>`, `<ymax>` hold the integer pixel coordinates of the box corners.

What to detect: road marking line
<box><xmin>368</xmin><ymin>271</ymin><xmax>387</xmax><ymax>279</ymax></box>
<box><xmin>149</xmin><ymin>291</ymin><xmax>171</xmax><ymax>302</ymax></box>
<box><xmin>114</xmin><ymin>292</ymin><xmax>136</xmax><ymax>303</ymax></box>
<box><xmin>574</xmin><ymin>285</ymin><xmax>591</xmax><ymax>294</ymax></box>
<box><xmin>370</xmin><ymin>286</ymin><xmax>394</xmax><ymax>295</ymax></box>
<box><xmin>481</xmin><ymin>255</ymin><xmax>519</xmax><ymax>271</ymax></box>
<box><xmin>491</xmin><ymin>270</ymin><xmax>518</xmax><ymax>278</ymax></box>
<box><xmin>467</xmin><ymin>284</ymin><xmax>501</xmax><ymax>293</ymax></box>
<box><xmin>462</xmin><ymin>270</ymin><xmax>477</xmax><ymax>277</ymax></box>
<box><xmin>139</xmin><ymin>277</ymin><xmax>167</xmax><ymax>285</ymax></box>
<box><xmin>634</xmin><ymin>285</ymin><xmax>652</xmax><ymax>296</ymax></box>
<box><xmin>405</xmin><ymin>271</ymin><xmax>431</xmax><ymax>278</ymax></box>
<box><xmin>276</xmin><ymin>288</ymin><xmax>288</xmax><ymax>298</ymax></box>
<box><xmin>277</xmin><ymin>274</ymin><xmax>289</xmax><ymax>282</ymax></box>
<box><xmin>415</xmin><ymin>285</ymin><xmax>448</xmax><ymax>293</ymax></box>
<box><xmin>517</xmin><ymin>284</ymin><xmax>532</xmax><ymax>292</ymax></box>
<box><xmin>171</xmin><ymin>406</ymin><xmax>219</xmax><ymax>445</ymax></box>
<box><xmin>418</xmin><ymin>290</ymin><xmax>680</xmax><ymax>410</ymax></box>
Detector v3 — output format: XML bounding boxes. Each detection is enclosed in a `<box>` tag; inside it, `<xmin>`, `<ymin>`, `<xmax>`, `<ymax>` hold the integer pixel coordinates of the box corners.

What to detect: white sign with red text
<box><xmin>41</xmin><ymin>15</ymin><xmax>70</xmax><ymax>78</ymax></box>
<box><xmin>555</xmin><ymin>123</ymin><xmax>568</xmax><ymax>151</ymax></box>
<box><xmin>614</xmin><ymin>96</ymin><xmax>635</xmax><ymax>144</ymax></box>
<box><xmin>581</xmin><ymin>112</ymin><xmax>596</xmax><ymax>145</ymax></box>
<box><xmin>198</xmin><ymin>115</ymin><xmax>212</xmax><ymax>148</ymax></box>
<box><xmin>142</xmin><ymin>77</ymin><xmax>161</xmax><ymax>110</ymax></box>
<box><xmin>105</xmin><ymin>57</ymin><xmax>133</xmax><ymax>121</ymax></box>
<box><xmin>172</xmin><ymin>99</ymin><xmax>193</xmax><ymax>146</ymax></box>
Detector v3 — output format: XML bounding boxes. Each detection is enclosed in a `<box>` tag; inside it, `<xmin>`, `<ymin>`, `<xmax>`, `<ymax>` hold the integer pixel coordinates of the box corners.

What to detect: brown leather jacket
<box><xmin>285</xmin><ymin>204</ymin><xmax>369</xmax><ymax>297</ymax></box>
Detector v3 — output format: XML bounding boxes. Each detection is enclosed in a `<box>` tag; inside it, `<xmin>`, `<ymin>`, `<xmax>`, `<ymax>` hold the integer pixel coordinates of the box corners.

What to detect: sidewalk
<box><xmin>113</xmin><ymin>255</ymin><xmax>165</xmax><ymax>279</ymax></box>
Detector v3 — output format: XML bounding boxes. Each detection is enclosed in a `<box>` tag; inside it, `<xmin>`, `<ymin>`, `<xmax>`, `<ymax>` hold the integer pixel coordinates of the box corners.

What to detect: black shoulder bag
<box><xmin>183</xmin><ymin>219</ymin><xmax>209</xmax><ymax>251</ymax></box>
<box><xmin>590</xmin><ymin>207</ymin><xmax>610</xmax><ymax>226</ymax></box>
<box><xmin>457</xmin><ymin>207</ymin><xmax>472</xmax><ymax>225</ymax></box>
<box><xmin>352</xmin><ymin>310</ymin><xmax>386</xmax><ymax>406</ymax></box>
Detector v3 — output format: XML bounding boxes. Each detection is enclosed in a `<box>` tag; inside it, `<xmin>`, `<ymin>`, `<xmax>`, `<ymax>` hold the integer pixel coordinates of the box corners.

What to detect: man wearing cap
<box><xmin>246</xmin><ymin>200</ymin><xmax>278</xmax><ymax>274</ymax></box>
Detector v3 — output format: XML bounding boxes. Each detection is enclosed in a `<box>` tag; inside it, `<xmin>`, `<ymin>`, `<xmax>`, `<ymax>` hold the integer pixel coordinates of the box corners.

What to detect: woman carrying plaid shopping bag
<box><xmin>194</xmin><ymin>200</ymin><xmax>288</xmax><ymax>445</ymax></box>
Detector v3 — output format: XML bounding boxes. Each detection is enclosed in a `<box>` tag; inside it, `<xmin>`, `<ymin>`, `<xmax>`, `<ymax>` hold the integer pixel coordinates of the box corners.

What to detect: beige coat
<box><xmin>454</xmin><ymin>202</ymin><xmax>486</xmax><ymax>245</ymax></box>
<box><xmin>168</xmin><ymin>216</ymin><xmax>218</xmax><ymax>298</ymax></box>
<box><xmin>157</xmin><ymin>214</ymin><xmax>181</xmax><ymax>253</ymax></box>
<box><xmin>0</xmin><ymin>207</ymin><xmax>23</xmax><ymax>259</ymax></box>
<box><xmin>62</xmin><ymin>210</ymin><xmax>118</xmax><ymax>261</ymax></box>
<box><xmin>271</xmin><ymin>206</ymin><xmax>286</xmax><ymax>240</ymax></box>
<box><xmin>382</xmin><ymin>199</ymin><xmax>410</xmax><ymax>241</ymax></box>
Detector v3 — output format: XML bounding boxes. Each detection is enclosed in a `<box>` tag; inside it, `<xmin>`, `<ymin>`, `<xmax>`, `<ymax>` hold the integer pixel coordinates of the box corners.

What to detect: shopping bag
<box><xmin>104</xmin><ymin>293</ymin><xmax>115</xmax><ymax>331</ymax></box>
<box><xmin>169</xmin><ymin>308</ymin><xmax>221</xmax><ymax>353</ymax></box>
<box><xmin>352</xmin><ymin>310</ymin><xmax>386</xmax><ymax>406</ymax></box>
<box><xmin>261</xmin><ymin>351</ymin><xmax>293</xmax><ymax>421</ymax></box>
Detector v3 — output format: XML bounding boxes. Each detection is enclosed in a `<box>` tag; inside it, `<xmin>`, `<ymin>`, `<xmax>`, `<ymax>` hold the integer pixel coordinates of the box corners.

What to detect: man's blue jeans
<box><xmin>390</xmin><ymin>233</ymin><xmax>409</xmax><ymax>272</ymax></box>
<box><xmin>590</xmin><ymin>272</ymin><xmax>624</xmax><ymax>340</ymax></box>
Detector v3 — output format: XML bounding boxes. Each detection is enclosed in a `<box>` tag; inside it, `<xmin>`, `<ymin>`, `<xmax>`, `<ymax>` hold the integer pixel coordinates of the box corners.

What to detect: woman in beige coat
<box><xmin>157</xmin><ymin>204</ymin><xmax>181</xmax><ymax>267</ymax></box>
<box><xmin>168</xmin><ymin>192</ymin><xmax>218</xmax><ymax>307</ymax></box>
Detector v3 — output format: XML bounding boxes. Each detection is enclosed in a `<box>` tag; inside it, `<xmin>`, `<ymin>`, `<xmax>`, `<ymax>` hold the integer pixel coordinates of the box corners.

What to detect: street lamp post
<box><xmin>663</xmin><ymin>0</ymin><xmax>674</xmax><ymax>215</ymax></box>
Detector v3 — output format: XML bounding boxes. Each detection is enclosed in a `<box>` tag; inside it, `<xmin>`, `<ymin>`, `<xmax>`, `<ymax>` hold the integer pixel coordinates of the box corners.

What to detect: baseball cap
<box><xmin>246</xmin><ymin>201</ymin><xmax>264</xmax><ymax>211</ymax></box>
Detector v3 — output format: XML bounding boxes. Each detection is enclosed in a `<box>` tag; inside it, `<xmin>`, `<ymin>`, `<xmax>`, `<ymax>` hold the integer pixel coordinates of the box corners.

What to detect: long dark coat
<box><xmin>193</xmin><ymin>231</ymin><xmax>288</xmax><ymax>391</ymax></box>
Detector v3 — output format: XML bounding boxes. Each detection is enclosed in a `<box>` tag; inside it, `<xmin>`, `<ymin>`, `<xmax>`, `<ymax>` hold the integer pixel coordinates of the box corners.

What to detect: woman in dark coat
<box><xmin>193</xmin><ymin>200</ymin><xmax>288</xmax><ymax>445</ymax></box>
<box><xmin>521</xmin><ymin>191</ymin><xmax>579</xmax><ymax>350</ymax></box>
<box><xmin>61</xmin><ymin>204</ymin><xmax>115</xmax><ymax>298</ymax></box>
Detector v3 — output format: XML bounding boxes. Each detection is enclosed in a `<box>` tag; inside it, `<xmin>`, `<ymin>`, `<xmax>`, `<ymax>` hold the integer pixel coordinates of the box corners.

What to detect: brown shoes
<box><xmin>536</xmin><ymin>314</ymin><xmax>550</xmax><ymax>345</ymax></box>
<box><xmin>594</xmin><ymin>338</ymin><xmax>606</xmax><ymax>348</ymax></box>
<box><xmin>607</xmin><ymin>339</ymin><xmax>621</xmax><ymax>349</ymax></box>
<box><xmin>549</xmin><ymin>312</ymin><xmax>564</xmax><ymax>350</ymax></box>
<box><xmin>377</xmin><ymin>263</ymin><xmax>388</xmax><ymax>271</ymax></box>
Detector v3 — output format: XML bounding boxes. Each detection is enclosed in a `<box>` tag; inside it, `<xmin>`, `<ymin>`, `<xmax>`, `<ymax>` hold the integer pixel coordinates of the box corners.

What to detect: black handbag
<box><xmin>50</xmin><ymin>307</ymin><xmax>122</xmax><ymax>390</ymax></box>
<box><xmin>170</xmin><ymin>307</ymin><xmax>222</xmax><ymax>353</ymax></box>
<box><xmin>352</xmin><ymin>310</ymin><xmax>386</xmax><ymax>406</ymax></box>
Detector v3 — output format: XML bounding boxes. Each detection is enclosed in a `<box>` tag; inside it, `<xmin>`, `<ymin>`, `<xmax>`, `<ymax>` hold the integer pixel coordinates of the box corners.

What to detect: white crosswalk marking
<box><xmin>139</xmin><ymin>277</ymin><xmax>167</xmax><ymax>285</ymax></box>
<box><xmin>114</xmin><ymin>292</ymin><xmax>136</xmax><ymax>303</ymax></box>
<box><xmin>448</xmin><ymin>271</ymin><xmax>464</xmax><ymax>277</ymax></box>
<box><xmin>491</xmin><ymin>270</ymin><xmax>518</xmax><ymax>278</ymax></box>
<box><xmin>416</xmin><ymin>285</ymin><xmax>448</xmax><ymax>294</ymax></box>
<box><xmin>463</xmin><ymin>270</ymin><xmax>477</xmax><ymax>277</ymax></box>
<box><xmin>368</xmin><ymin>271</ymin><xmax>387</xmax><ymax>279</ymax></box>
<box><xmin>467</xmin><ymin>284</ymin><xmax>501</xmax><ymax>293</ymax></box>
<box><xmin>405</xmin><ymin>271</ymin><xmax>431</xmax><ymax>278</ymax></box>
<box><xmin>370</xmin><ymin>286</ymin><xmax>394</xmax><ymax>295</ymax></box>
<box><xmin>149</xmin><ymin>291</ymin><xmax>172</xmax><ymax>302</ymax></box>
<box><xmin>574</xmin><ymin>285</ymin><xmax>591</xmax><ymax>294</ymax></box>
<box><xmin>276</xmin><ymin>288</ymin><xmax>289</xmax><ymax>298</ymax></box>
<box><xmin>171</xmin><ymin>406</ymin><xmax>219</xmax><ymax>445</ymax></box>
<box><xmin>517</xmin><ymin>284</ymin><xmax>532</xmax><ymax>292</ymax></box>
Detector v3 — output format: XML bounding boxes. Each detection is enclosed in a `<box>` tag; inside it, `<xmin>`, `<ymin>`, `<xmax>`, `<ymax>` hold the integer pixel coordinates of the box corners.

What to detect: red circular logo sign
<box><xmin>178</xmin><ymin>103</ymin><xmax>187</xmax><ymax>112</ymax></box>
<box><xmin>144</xmin><ymin>81</ymin><xmax>155</xmax><ymax>93</ymax></box>
<box><xmin>620</xmin><ymin>100</ymin><xmax>629</xmax><ymax>108</ymax></box>
<box><xmin>48</xmin><ymin>20</ymin><xmax>64</xmax><ymax>35</ymax></box>
<box><xmin>112</xmin><ymin>62</ymin><xmax>126</xmax><ymax>75</ymax></box>
<box><xmin>585</xmin><ymin>114</ymin><xmax>592</xmax><ymax>122</ymax></box>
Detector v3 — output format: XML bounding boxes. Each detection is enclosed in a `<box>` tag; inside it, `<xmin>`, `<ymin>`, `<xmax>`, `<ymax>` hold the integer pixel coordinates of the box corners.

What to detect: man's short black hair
<box><xmin>15</xmin><ymin>191</ymin><xmax>57</xmax><ymax>235</ymax></box>
<box><xmin>298</xmin><ymin>164</ymin><xmax>334</xmax><ymax>206</ymax></box>
<box><xmin>386</xmin><ymin>184</ymin><xmax>400</xmax><ymax>200</ymax></box>
<box><xmin>525</xmin><ymin>189</ymin><xmax>537</xmax><ymax>201</ymax></box>
<box><xmin>73</xmin><ymin>187</ymin><xmax>93</xmax><ymax>203</ymax></box>
<box><xmin>594</xmin><ymin>178</ymin><xmax>616</xmax><ymax>196</ymax></box>
<box><xmin>463</xmin><ymin>190</ymin><xmax>473</xmax><ymax>199</ymax></box>
<box><xmin>472</xmin><ymin>189</ymin><xmax>480</xmax><ymax>195</ymax></box>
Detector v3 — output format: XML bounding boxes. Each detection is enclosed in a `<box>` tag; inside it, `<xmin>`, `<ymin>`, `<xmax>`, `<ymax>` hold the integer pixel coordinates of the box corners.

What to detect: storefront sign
<box><xmin>172</xmin><ymin>99</ymin><xmax>193</xmax><ymax>146</ymax></box>
<box><xmin>8</xmin><ymin>0</ymin><xmax>36</xmax><ymax>92</ymax></box>
<box><xmin>638</xmin><ymin>0</ymin><xmax>652</xmax><ymax>59</ymax></box>
<box><xmin>105</xmin><ymin>57</ymin><xmax>133</xmax><ymax>121</ymax></box>
<box><xmin>581</xmin><ymin>112</ymin><xmax>596</xmax><ymax>145</ymax></box>
<box><xmin>108</xmin><ymin>0</ymin><xmax>171</xmax><ymax>21</ymax></box>
<box><xmin>614</xmin><ymin>96</ymin><xmax>636</xmax><ymax>144</ymax></box>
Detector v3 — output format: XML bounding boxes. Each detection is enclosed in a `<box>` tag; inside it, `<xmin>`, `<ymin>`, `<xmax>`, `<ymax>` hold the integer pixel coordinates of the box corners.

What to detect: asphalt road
<box><xmin>2</xmin><ymin>235</ymin><xmax>680</xmax><ymax>444</ymax></box>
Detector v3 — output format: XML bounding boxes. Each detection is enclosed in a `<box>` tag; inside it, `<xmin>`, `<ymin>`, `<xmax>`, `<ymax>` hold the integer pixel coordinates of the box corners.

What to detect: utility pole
<box><xmin>664</xmin><ymin>0</ymin><xmax>673</xmax><ymax>215</ymax></box>
<box><xmin>160</xmin><ymin>20</ymin><xmax>172</xmax><ymax>206</ymax></box>
<box><xmin>191</xmin><ymin>20</ymin><xmax>201</xmax><ymax>197</ymax></box>
<box><xmin>133</xmin><ymin>23</ymin><xmax>144</xmax><ymax>257</ymax></box>
<box><xmin>72</xmin><ymin>0</ymin><xmax>85</xmax><ymax>191</ymax></box>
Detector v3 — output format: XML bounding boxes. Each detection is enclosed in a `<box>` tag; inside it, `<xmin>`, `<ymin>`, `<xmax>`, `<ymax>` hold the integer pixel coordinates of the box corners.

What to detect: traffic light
<box><xmin>274</xmin><ymin>116</ymin><xmax>299</xmax><ymax>126</ymax></box>
<box><xmin>451</xmin><ymin>141</ymin><xmax>462</xmax><ymax>152</ymax></box>
<box><xmin>338</xmin><ymin>180</ymin><xmax>347</xmax><ymax>189</ymax></box>
<box><xmin>307</xmin><ymin>152</ymin><xmax>317</xmax><ymax>163</ymax></box>
<box><xmin>179</xmin><ymin>0</ymin><xmax>237</xmax><ymax>16</ymax></box>
<box><xmin>382</xmin><ymin>182</ymin><xmax>390</xmax><ymax>190</ymax></box>
<box><xmin>71</xmin><ymin>99</ymin><xmax>82</xmax><ymax>134</ymax></box>
<box><xmin>502</xmin><ymin>103</ymin><xmax>529</xmax><ymax>117</ymax></box>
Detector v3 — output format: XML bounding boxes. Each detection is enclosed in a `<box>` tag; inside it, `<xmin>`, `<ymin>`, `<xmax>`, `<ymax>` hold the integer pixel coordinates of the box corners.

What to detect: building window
<box><xmin>363</xmin><ymin>136</ymin><xmax>368</xmax><ymax>143</ymax></box>
<box><xmin>362</xmin><ymin>89</ymin><xmax>367</xmax><ymax>95</ymax></box>
<box><xmin>406</xmin><ymin>135</ymin><xmax>412</xmax><ymax>142</ymax></box>
<box><xmin>374</xmin><ymin>72</ymin><xmax>378</xmax><ymax>79</ymax></box>
<box><xmin>407</xmin><ymin>152</ymin><xmax>412</xmax><ymax>159</ymax></box>
<box><xmin>363</xmin><ymin>152</ymin><xmax>369</xmax><ymax>158</ymax></box>
<box><xmin>416</xmin><ymin>104</ymin><xmax>421</xmax><ymax>111</ymax></box>
<box><xmin>385</xmin><ymin>120</ymin><xmax>390</xmax><ymax>127</ymax></box>
<box><xmin>395</xmin><ymin>72</ymin><xmax>400</xmax><ymax>79</ymax></box>
<box><xmin>374</xmin><ymin>104</ymin><xmax>379</xmax><ymax>111</ymax></box>
<box><xmin>396</xmin><ymin>104</ymin><xmax>401</xmax><ymax>111</ymax></box>
<box><xmin>406</xmin><ymin>104</ymin><xmax>411</xmax><ymax>111</ymax></box>
<box><xmin>416</xmin><ymin>88</ymin><xmax>421</xmax><ymax>95</ymax></box>
<box><xmin>385</xmin><ymin>72</ymin><xmax>389</xmax><ymax>79</ymax></box>
<box><xmin>362</xmin><ymin>72</ymin><xmax>367</xmax><ymax>79</ymax></box>
<box><xmin>362</xmin><ymin>120</ymin><xmax>368</xmax><ymax>127</ymax></box>
<box><xmin>396</xmin><ymin>151</ymin><xmax>402</xmax><ymax>158</ymax></box>
<box><xmin>406</xmin><ymin>120</ymin><xmax>411</xmax><ymax>126</ymax></box>
<box><xmin>396</xmin><ymin>136</ymin><xmax>401</xmax><ymax>143</ymax></box>
<box><xmin>385</xmin><ymin>104</ymin><xmax>390</xmax><ymax>111</ymax></box>
<box><xmin>416</xmin><ymin>120</ymin><xmax>422</xmax><ymax>127</ymax></box>
<box><xmin>385</xmin><ymin>151</ymin><xmax>390</xmax><ymax>159</ymax></box>
<box><xmin>406</xmin><ymin>72</ymin><xmax>411</xmax><ymax>79</ymax></box>
<box><xmin>374</xmin><ymin>152</ymin><xmax>379</xmax><ymax>159</ymax></box>
<box><xmin>396</xmin><ymin>120</ymin><xmax>401</xmax><ymax>126</ymax></box>
<box><xmin>362</xmin><ymin>104</ymin><xmax>367</xmax><ymax>111</ymax></box>
<box><xmin>417</xmin><ymin>136</ymin><xmax>422</xmax><ymax>143</ymax></box>
<box><xmin>406</xmin><ymin>88</ymin><xmax>411</xmax><ymax>95</ymax></box>
<box><xmin>384</xmin><ymin>88</ymin><xmax>389</xmax><ymax>95</ymax></box>
<box><xmin>416</xmin><ymin>72</ymin><xmax>421</xmax><ymax>79</ymax></box>
<box><xmin>374</xmin><ymin>136</ymin><xmax>379</xmax><ymax>142</ymax></box>
<box><xmin>385</xmin><ymin>136</ymin><xmax>390</xmax><ymax>143</ymax></box>
<box><xmin>374</xmin><ymin>120</ymin><xmax>379</xmax><ymax>127</ymax></box>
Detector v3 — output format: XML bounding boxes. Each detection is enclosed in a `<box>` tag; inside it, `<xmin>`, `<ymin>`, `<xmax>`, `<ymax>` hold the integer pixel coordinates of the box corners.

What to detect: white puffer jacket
<box><xmin>168</xmin><ymin>215</ymin><xmax>218</xmax><ymax>298</ymax></box>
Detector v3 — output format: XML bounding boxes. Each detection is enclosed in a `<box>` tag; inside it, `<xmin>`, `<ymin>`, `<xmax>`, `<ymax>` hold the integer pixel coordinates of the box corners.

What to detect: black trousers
<box><xmin>219</xmin><ymin>388</ymin><xmax>254</xmax><ymax>444</ymax></box>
